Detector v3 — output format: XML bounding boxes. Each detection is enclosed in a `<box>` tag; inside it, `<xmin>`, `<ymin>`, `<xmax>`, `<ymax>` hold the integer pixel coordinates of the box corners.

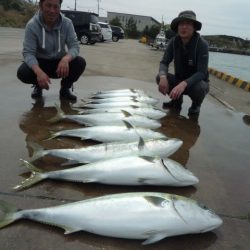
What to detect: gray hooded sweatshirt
<box><xmin>23</xmin><ymin>11</ymin><xmax>80</xmax><ymax>68</ymax></box>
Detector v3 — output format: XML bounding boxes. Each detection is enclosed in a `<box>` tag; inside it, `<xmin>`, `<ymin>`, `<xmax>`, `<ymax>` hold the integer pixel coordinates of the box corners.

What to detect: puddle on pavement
<box><xmin>17</xmin><ymin>96</ymin><xmax>250</xmax><ymax>206</ymax></box>
<box><xmin>1</xmin><ymin>76</ymin><xmax>249</xmax><ymax>249</ymax></box>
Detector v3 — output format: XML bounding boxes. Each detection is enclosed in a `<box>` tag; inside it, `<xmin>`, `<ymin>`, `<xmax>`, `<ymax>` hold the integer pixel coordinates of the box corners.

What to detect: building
<box><xmin>103</xmin><ymin>11</ymin><xmax>160</xmax><ymax>31</ymax></box>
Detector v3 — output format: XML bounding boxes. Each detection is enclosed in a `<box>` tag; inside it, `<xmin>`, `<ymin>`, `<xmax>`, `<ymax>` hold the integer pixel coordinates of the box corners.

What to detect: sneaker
<box><xmin>163</xmin><ymin>99</ymin><xmax>182</xmax><ymax>110</ymax></box>
<box><xmin>60</xmin><ymin>87</ymin><xmax>77</xmax><ymax>101</ymax></box>
<box><xmin>188</xmin><ymin>104</ymin><xmax>201</xmax><ymax>115</ymax></box>
<box><xmin>31</xmin><ymin>85</ymin><xmax>42</xmax><ymax>98</ymax></box>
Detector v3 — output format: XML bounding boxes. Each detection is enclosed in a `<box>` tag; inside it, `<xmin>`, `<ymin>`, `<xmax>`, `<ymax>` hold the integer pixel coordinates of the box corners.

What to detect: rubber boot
<box><xmin>163</xmin><ymin>97</ymin><xmax>183</xmax><ymax>110</ymax></box>
<box><xmin>31</xmin><ymin>85</ymin><xmax>42</xmax><ymax>98</ymax></box>
<box><xmin>60</xmin><ymin>87</ymin><xmax>77</xmax><ymax>101</ymax></box>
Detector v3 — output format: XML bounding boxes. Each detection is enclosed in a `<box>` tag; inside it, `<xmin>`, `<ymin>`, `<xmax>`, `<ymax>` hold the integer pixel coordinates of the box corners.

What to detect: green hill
<box><xmin>203</xmin><ymin>35</ymin><xmax>250</xmax><ymax>50</ymax></box>
<box><xmin>0</xmin><ymin>0</ymin><xmax>36</xmax><ymax>27</ymax></box>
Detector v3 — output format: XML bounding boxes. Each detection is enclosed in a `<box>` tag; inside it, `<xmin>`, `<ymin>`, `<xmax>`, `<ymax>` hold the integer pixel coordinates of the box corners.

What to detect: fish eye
<box><xmin>198</xmin><ymin>202</ymin><xmax>209</xmax><ymax>210</ymax></box>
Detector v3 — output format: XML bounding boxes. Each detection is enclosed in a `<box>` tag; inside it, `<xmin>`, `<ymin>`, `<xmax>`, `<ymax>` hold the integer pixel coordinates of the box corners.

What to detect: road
<box><xmin>0</xmin><ymin>27</ymin><xmax>249</xmax><ymax>250</ymax></box>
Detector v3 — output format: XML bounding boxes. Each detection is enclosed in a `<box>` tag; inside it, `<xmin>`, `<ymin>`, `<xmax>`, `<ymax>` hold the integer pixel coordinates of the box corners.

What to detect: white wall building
<box><xmin>104</xmin><ymin>12</ymin><xmax>160</xmax><ymax>31</ymax></box>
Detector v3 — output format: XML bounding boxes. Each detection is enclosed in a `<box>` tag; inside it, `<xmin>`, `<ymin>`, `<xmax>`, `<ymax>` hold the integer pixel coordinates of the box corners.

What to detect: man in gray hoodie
<box><xmin>17</xmin><ymin>0</ymin><xmax>86</xmax><ymax>101</ymax></box>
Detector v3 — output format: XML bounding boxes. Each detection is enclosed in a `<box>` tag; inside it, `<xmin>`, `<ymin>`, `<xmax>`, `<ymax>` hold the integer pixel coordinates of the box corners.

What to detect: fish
<box><xmin>46</xmin><ymin>122</ymin><xmax>166</xmax><ymax>142</ymax></box>
<box><xmin>0</xmin><ymin>192</ymin><xmax>223</xmax><ymax>245</ymax></box>
<box><xmin>74</xmin><ymin>106</ymin><xmax>166</xmax><ymax>120</ymax></box>
<box><xmin>14</xmin><ymin>157</ymin><xmax>199</xmax><ymax>190</ymax></box>
<box><xmin>28</xmin><ymin>138</ymin><xmax>183</xmax><ymax>165</ymax></box>
<box><xmin>91</xmin><ymin>88</ymin><xmax>147</xmax><ymax>98</ymax></box>
<box><xmin>93</xmin><ymin>88</ymin><xmax>144</xmax><ymax>94</ymax></box>
<box><xmin>82</xmin><ymin>95</ymin><xmax>159</xmax><ymax>105</ymax></box>
<box><xmin>78</xmin><ymin>100</ymin><xmax>154</xmax><ymax>109</ymax></box>
<box><xmin>48</xmin><ymin>106</ymin><xmax>162</xmax><ymax>129</ymax></box>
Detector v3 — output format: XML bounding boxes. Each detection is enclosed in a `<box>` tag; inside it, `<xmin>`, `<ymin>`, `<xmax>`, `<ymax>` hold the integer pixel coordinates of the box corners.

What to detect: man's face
<box><xmin>40</xmin><ymin>0</ymin><xmax>61</xmax><ymax>26</ymax></box>
<box><xmin>178</xmin><ymin>20</ymin><xmax>195</xmax><ymax>40</ymax></box>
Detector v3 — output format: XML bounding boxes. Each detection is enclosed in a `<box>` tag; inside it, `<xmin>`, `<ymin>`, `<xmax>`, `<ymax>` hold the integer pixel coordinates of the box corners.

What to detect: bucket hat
<box><xmin>171</xmin><ymin>10</ymin><xmax>202</xmax><ymax>32</ymax></box>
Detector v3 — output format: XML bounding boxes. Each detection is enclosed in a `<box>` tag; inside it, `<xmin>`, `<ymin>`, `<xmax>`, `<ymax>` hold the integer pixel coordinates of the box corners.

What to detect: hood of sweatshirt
<box><xmin>23</xmin><ymin>10</ymin><xmax>80</xmax><ymax>68</ymax></box>
<box><xmin>36</xmin><ymin>10</ymin><xmax>63</xmax><ymax>52</ymax></box>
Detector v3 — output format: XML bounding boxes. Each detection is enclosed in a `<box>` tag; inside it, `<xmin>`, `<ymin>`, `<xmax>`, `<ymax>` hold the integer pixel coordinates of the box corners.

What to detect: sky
<box><xmin>61</xmin><ymin>0</ymin><xmax>250</xmax><ymax>39</ymax></box>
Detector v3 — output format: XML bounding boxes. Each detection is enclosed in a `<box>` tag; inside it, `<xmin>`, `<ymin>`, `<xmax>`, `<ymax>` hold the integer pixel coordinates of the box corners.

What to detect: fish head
<box><xmin>171</xmin><ymin>195</ymin><xmax>223</xmax><ymax>233</ymax></box>
<box><xmin>158</xmin><ymin>138</ymin><xmax>183</xmax><ymax>157</ymax></box>
<box><xmin>162</xmin><ymin>159</ymin><xmax>199</xmax><ymax>186</ymax></box>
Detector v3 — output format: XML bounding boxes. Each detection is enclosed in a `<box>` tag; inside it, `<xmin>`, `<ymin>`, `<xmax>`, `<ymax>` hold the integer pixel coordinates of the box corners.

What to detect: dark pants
<box><xmin>156</xmin><ymin>73</ymin><xmax>209</xmax><ymax>106</ymax></box>
<box><xmin>17</xmin><ymin>56</ymin><xmax>86</xmax><ymax>88</ymax></box>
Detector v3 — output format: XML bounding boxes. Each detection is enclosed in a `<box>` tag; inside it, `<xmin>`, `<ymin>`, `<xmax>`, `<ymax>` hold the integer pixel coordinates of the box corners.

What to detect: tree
<box><xmin>125</xmin><ymin>17</ymin><xmax>139</xmax><ymax>39</ymax></box>
<box><xmin>109</xmin><ymin>16</ymin><xmax>122</xmax><ymax>28</ymax></box>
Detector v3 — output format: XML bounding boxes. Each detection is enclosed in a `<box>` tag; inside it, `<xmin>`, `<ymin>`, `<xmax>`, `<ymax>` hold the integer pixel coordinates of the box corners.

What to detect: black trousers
<box><xmin>17</xmin><ymin>56</ymin><xmax>86</xmax><ymax>88</ymax></box>
<box><xmin>156</xmin><ymin>73</ymin><xmax>209</xmax><ymax>106</ymax></box>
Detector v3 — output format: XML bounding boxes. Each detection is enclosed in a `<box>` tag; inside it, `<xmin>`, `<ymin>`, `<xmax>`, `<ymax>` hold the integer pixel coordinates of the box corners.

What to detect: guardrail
<box><xmin>208</xmin><ymin>67</ymin><xmax>250</xmax><ymax>92</ymax></box>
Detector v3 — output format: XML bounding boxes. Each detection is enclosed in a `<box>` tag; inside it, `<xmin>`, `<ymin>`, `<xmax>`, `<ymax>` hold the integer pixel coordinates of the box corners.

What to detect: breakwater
<box><xmin>208</xmin><ymin>67</ymin><xmax>250</xmax><ymax>92</ymax></box>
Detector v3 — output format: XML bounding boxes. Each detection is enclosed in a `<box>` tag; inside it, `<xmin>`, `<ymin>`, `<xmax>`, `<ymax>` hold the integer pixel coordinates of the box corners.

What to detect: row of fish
<box><xmin>0</xmin><ymin>88</ymin><xmax>222</xmax><ymax>245</ymax></box>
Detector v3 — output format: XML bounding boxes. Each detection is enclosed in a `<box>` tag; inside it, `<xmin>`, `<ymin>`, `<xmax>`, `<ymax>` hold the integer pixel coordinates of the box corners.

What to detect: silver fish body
<box><xmin>75</xmin><ymin>107</ymin><xmax>166</xmax><ymax>120</ymax></box>
<box><xmin>16</xmin><ymin>156</ymin><xmax>199</xmax><ymax>189</ymax></box>
<box><xmin>49</xmin><ymin>125</ymin><xmax>166</xmax><ymax>142</ymax></box>
<box><xmin>80</xmin><ymin>101</ymin><xmax>154</xmax><ymax>109</ymax></box>
<box><xmin>29</xmin><ymin>138</ymin><xmax>183</xmax><ymax>164</ymax></box>
<box><xmin>85</xmin><ymin>96</ymin><xmax>158</xmax><ymax>105</ymax></box>
<box><xmin>0</xmin><ymin>192</ymin><xmax>222</xmax><ymax>245</ymax></box>
<box><xmin>49</xmin><ymin>109</ymin><xmax>162</xmax><ymax>129</ymax></box>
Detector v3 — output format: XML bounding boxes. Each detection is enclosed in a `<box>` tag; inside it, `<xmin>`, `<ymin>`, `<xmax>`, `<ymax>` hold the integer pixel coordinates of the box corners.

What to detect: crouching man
<box><xmin>17</xmin><ymin>0</ymin><xmax>86</xmax><ymax>101</ymax></box>
<box><xmin>156</xmin><ymin>10</ymin><xmax>209</xmax><ymax>115</ymax></box>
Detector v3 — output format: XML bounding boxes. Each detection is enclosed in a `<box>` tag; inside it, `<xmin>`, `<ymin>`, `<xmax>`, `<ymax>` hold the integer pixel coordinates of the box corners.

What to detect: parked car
<box><xmin>61</xmin><ymin>10</ymin><xmax>101</xmax><ymax>45</ymax></box>
<box><xmin>151</xmin><ymin>30</ymin><xmax>167</xmax><ymax>50</ymax></box>
<box><xmin>110</xmin><ymin>25</ymin><xmax>125</xmax><ymax>42</ymax></box>
<box><xmin>98</xmin><ymin>22</ymin><xmax>112</xmax><ymax>42</ymax></box>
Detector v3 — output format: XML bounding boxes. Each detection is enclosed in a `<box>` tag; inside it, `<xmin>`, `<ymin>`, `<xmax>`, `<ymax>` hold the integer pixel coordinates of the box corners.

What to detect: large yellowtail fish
<box><xmin>0</xmin><ymin>192</ymin><xmax>222</xmax><ymax>245</ymax></box>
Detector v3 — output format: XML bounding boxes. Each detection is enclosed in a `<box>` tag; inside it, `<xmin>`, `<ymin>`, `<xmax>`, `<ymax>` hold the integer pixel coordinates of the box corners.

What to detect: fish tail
<box><xmin>44</xmin><ymin>131</ymin><xmax>58</xmax><ymax>141</ymax></box>
<box><xmin>47</xmin><ymin>104</ymin><xmax>65</xmax><ymax>123</ymax></box>
<box><xmin>13</xmin><ymin>160</ymin><xmax>45</xmax><ymax>191</ymax></box>
<box><xmin>0</xmin><ymin>200</ymin><xmax>20</xmax><ymax>229</ymax></box>
<box><xmin>27</xmin><ymin>141</ymin><xmax>47</xmax><ymax>161</ymax></box>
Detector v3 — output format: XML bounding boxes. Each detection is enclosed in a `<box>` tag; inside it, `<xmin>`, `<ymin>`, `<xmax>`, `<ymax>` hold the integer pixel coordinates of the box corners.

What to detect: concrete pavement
<box><xmin>0</xmin><ymin>27</ymin><xmax>249</xmax><ymax>250</ymax></box>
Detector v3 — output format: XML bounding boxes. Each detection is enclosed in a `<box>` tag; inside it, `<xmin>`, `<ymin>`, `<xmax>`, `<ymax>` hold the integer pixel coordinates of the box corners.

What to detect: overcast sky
<box><xmin>61</xmin><ymin>0</ymin><xmax>249</xmax><ymax>39</ymax></box>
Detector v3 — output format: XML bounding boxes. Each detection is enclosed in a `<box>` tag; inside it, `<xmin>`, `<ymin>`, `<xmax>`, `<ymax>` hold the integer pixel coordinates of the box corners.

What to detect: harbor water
<box><xmin>209</xmin><ymin>52</ymin><xmax>250</xmax><ymax>82</ymax></box>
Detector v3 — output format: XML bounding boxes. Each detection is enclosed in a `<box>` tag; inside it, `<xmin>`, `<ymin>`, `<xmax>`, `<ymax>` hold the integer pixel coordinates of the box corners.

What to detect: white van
<box><xmin>98</xmin><ymin>22</ymin><xmax>112</xmax><ymax>42</ymax></box>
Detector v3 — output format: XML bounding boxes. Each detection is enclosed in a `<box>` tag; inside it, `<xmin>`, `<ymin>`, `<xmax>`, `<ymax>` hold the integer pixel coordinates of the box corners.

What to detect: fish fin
<box><xmin>144</xmin><ymin>196</ymin><xmax>169</xmax><ymax>208</ymax></box>
<box><xmin>63</xmin><ymin>226</ymin><xmax>81</xmax><ymax>234</ymax></box>
<box><xmin>20</xmin><ymin>159</ymin><xmax>43</xmax><ymax>173</ymax></box>
<box><xmin>61</xmin><ymin>160</ymin><xmax>80</xmax><ymax>166</ymax></box>
<box><xmin>47</xmin><ymin>104</ymin><xmax>65</xmax><ymax>123</ymax></box>
<box><xmin>13</xmin><ymin>160</ymin><xmax>45</xmax><ymax>191</ymax></box>
<box><xmin>130</xmin><ymin>105</ymin><xmax>139</xmax><ymax>109</ymax></box>
<box><xmin>140</xmin><ymin>156</ymin><xmax>156</xmax><ymax>163</ymax></box>
<box><xmin>138</xmin><ymin>137</ymin><xmax>145</xmax><ymax>151</ymax></box>
<box><xmin>80</xmin><ymin>98</ymin><xmax>87</xmax><ymax>103</ymax></box>
<box><xmin>82</xmin><ymin>179</ymin><xmax>95</xmax><ymax>183</ymax></box>
<box><xmin>142</xmin><ymin>233</ymin><xmax>169</xmax><ymax>245</ymax></box>
<box><xmin>43</xmin><ymin>131</ymin><xmax>58</xmax><ymax>141</ymax></box>
<box><xmin>138</xmin><ymin>178</ymin><xmax>156</xmax><ymax>184</ymax></box>
<box><xmin>27</xmin><ymin>141</ymin><xmax>46</xmax><ymax>162</ymax></box>
<box><xmin>122</xmin><ymin>120</ymin><xmax>133</xmax><ymax>129</ymax></box>
<box><xmin>0</xmin><ymin>200</ymin><xmax>20</xmax><ymax>229</ymax></box>
<box><xmin>121</xmin><ymin>110</ymin><xmax>132</xmax><ymax>117</ymax></box>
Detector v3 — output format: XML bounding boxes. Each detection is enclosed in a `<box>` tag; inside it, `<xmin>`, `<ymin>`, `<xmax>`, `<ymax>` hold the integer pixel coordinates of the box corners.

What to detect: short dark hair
<box><xmin>40</xmin><ymin>0</ymin><xmax>63</xmax><ymax>5</ymax></box>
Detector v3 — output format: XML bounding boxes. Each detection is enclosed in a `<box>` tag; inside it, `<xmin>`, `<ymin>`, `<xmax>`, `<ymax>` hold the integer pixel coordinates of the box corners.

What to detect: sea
<box><xmin>209</xmin><ymin>52</ymin><xmax>250</xmax><ymax>82</ymax></box>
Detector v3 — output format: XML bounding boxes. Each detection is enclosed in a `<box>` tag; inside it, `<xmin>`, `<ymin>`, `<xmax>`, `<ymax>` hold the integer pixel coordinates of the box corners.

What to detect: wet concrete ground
<box><xmin>0</xmin><ymin>28</ymin><xmax>249</xmax><ymax>249</ymax></box>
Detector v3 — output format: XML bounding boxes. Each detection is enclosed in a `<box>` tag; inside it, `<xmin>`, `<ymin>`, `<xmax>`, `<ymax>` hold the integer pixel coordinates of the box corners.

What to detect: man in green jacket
<box><xmin>17</xmin><ymin>0</ymin><xmax>86</xmax><ymax>101</ymax></box>
<box><xmin>157</xmin><ymin>10</ymin><xmax>209</xmax><ymax>115</ymax></box>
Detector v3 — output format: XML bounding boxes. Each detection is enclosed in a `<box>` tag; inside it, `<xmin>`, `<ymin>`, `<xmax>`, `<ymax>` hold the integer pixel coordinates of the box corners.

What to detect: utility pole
<box><xmin>74</xmin><ymin>0</ymin><xmax>76</xmax><ymax>11</ymax></box>
<box><xmin>97</xmin><ymin>0</ymin><xmax>100</xmax><ymax>15</ymax></box>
